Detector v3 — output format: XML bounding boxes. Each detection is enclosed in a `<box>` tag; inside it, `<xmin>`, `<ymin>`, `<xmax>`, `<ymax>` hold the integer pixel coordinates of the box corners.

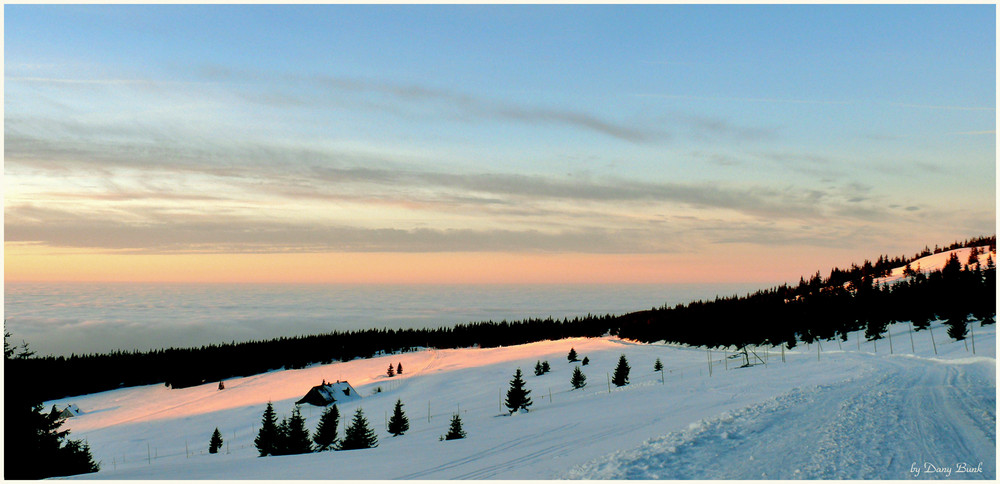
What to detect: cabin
<box><xmin>51</xmin><ymin>403</ymin><xmax>82</xmax><ymax>419</ymax></box>
<box><xmin>295</xmin><ymin>381</ymin><xmax>361</xmax><ymax>406</ymax></box>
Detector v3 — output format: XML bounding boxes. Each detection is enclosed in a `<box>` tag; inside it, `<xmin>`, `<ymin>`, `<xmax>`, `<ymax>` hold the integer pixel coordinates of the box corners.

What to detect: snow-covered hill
<box><xmin>48</xmin><ymin>317</ymin><xmax>995</xmax><ymax>479</ymax></box>
<box><xmin>874</xmin><ymin>246</ymin><xmax>994</xmax><ymax>286</ymax></box>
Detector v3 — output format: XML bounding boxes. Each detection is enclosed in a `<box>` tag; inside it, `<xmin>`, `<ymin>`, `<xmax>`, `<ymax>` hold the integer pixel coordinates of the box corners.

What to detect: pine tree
<box><xmin>541</xmin><ymin>360</ymin><xmax>551</xmax><ymax>373</ymax></box>
<box><xmin>582</xmin><ymin>356</ymin><xmax>589</xmax><ymax>366</ymax></box>
<box><xmin>653</xmin><ymin>358</ymin><xmax>664</xmax><ymax>372</ymax></box>
<box><xmin>5</xmin><ymin>333</ymin><xmax>100</xmax><ymax>479</ymax></box>
<box><xmin>387</xmin><ymin>399</ymin><xmax>410</xmax><ymax>436</ymax></box>
<box><xmin>397</xmin><ymin>362</ymin><xmax>403</xmax><ymax>375</ymax></box>
<box><xmin>504</xmin><ymin>368</ymin><xmax>533</xmax><ymax>414</ymax></box>
<box><xmin>567</xmin><ymin>348</ymin><xmax>579</xmax><ymax>362</ymax></box>
<box><xmin>313</xmin><ymin>404</ymin><xmax>340</xmax><ymax>451</ymax></box>
<box><xmin>338</xmin><ymin>408</ymin><xmax>379</xmax><ymax>450</ymax></box>
<box><xmin>209</xmin><ymin>427</ymin><xmax>224</xmax><ymax>454</ymax></box>
<box><xmin>254</xmin><ymin>402</ymin><xmax>280</xmax><ymax>457</ymax></box>
<box><xmin>570</xmin><ymin>366</ymin><xmax>587</xmax><ymax>389</ymax></box>
<box><xmin>283</xmin><ymin>407</ymin><xmax>313</xmax><ymax>454</ymax></box>
<box><xmin>534</xmin><ymin>360</ymin><xmax>544</xmax><ymax>376</ymax></box>
<box><xmin>444</xmin><ymin>414</ymin><xmax>467</xmax><ymax>440</ymax></box>
<box><xmin>274</xmin><ymin>416</ymin><xmax>290</xmax><ymax>455</ymax></box>
<box><xmin>387</xmin><ymin>363</ymin><xmax>395</xmax><ymax>377</ymax></box>
<box><xmin>968</xmin><ymin>246</ymin><xmax>981</xmax><ymax>266</ymax></box>
<box><xmin>612</xmin><ymin>354</ymin><xmax>630</xmax><ymax>387</ymax></box>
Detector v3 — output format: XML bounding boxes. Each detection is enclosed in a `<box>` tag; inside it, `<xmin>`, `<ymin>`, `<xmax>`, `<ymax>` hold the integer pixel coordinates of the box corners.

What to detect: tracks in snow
<box><xmin>568</xmin><ymin>355</ymin><xmax>996</xmax><ymax>479</ymax></box>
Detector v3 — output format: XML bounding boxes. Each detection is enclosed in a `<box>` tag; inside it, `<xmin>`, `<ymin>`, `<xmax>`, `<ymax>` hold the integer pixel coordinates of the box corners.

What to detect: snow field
<box><xmin>48</xmin><ymin>316</ymin><xmax>995</xmax><ymax>479</ymax></box>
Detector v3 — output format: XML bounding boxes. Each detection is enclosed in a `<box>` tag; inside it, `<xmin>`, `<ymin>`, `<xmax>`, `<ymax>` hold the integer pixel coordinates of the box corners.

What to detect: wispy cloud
<box><xmin>635</xmin><ymin>93</ymin><xmax>852</xmax><ymax>106</ymax></box>
<box><xmin>889</xmin><ymin>102</ymin><xmax>995</xmax><ymax>111</ymax></box>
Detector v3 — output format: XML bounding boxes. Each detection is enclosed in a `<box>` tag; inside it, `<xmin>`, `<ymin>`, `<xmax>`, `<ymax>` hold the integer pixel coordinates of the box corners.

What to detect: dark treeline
<box><xmin>9</xmin><ymin>236</ymin><xmax>995</xmax><ymax>404</ymax></box>
<box><xmin>13</xmin><ymin>315</ymin><xmax>616</xmax><ymax>402</ymax></box>
<box><xmin>617</xmin><ymin>242</ymin><xmax>995</xmax><ymax>348</ymax></box>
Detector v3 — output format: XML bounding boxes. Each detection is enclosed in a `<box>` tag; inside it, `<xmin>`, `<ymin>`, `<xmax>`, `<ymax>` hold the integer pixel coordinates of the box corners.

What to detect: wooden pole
<box><xmin>548</xmin><ymin>387</ymin><xmax>552</xmax><ymax>403</ymax></box>
<box><xmin>147</xmin><ymin>442</ymin><xmax>151</xmax><ymax>465</ymax></box>
<box><xmin>707</xmin><ymin>349</ymin><xmax>712</xmax><ymax>377</ymax></box>
<box><xmin>908</xmin><ymin>322</ymin><xmax>915</xmax><ymax>353</ymax></box>
<box><xmin>888</xmin><ymin>329</ymin><xmax>894</xmax><ymax>354</ymax></box>
<box><xmin>660</xmin><ymin>368</ymin><xmax>664</xmax><ymax>384</ymax></box>
<box><xmin>857</xmin><ymin>331</ymin><xmax>861</xmax><ymax>351</ymax></box>
<box><xmin>817</xmin><ymin>341</ymin><xmax>820</xmax><ymax>362</ymax></box>
<box><xmin>781</xmin><ymin>344</ymin><xmax>785</xmax><ymax>363</ymax></box>
<box><xmin>185</xmin><ymin>440</ymin><xmax>189</xmax><ymax>459</ymax></box>
<box><xmin>607</xmin><ymin>373</ymin><xmax>611</xmax><ymax>393</ymax></box>
<box><xmin>930</xmin><ymin>326</ymin><xmax>938</xmax><ymax>355</ymax></box>
<box><xmin>970</xmin><ymin>325</ymin><xmax>976</xmax><ymax>354</ymax></box>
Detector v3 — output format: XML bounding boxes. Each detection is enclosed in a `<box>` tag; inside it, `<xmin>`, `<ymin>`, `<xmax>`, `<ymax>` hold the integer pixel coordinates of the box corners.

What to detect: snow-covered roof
<box><xmin>296</xmin><ymin>381</ymin><xmax>361</xmax><ymax>406</ymax></box>
<box><xmin>56</xmin><ymin>403</ymin><xmax>83</xmax><ymax>417</ymax></box>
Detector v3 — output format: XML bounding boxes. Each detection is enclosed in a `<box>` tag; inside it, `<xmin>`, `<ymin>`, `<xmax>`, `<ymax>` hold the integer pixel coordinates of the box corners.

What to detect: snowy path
<box><xmin>568</xmin><ymin>354</ymin><xmax>996</xmax><ymax>479</ymax></box>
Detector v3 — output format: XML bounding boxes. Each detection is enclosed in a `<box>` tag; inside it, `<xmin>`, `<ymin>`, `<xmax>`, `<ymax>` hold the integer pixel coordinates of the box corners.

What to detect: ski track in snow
<box><xmin>567</xmin><ymin>355</ymin><xmax>996</xmax><ymax>480</ymax></box>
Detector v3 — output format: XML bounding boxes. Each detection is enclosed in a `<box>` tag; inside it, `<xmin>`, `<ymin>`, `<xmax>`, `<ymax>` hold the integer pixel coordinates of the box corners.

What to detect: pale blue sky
<box><xmin>4</xmin><ymin>4</ymin><xmax>996</xmax><ymax>282</ymax></box>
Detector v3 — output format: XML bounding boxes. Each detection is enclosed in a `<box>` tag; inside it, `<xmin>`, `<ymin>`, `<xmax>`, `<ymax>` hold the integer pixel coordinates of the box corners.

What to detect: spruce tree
<box><xmin>338</xmin><ymin>408</ymin><xmax>379</xmax><ymax>450</ymax></box>
<box><xmin>313</xmin><ymin>404</ymin><xmax>340</xmax><ymax>451</ymax></box>
<box><xmin>567</xmin><ymin>348</ymin><xmax>579</xmax><ymax>362</ymax></box>
<box><xmin>612</xmin><ymin>354</ymin><xmax>630</xmax><ymax>387</ymax></box>
<box><xmin>968</xmin><ymin>246</ymin><xmax>981</xmax><ymax>266</ymax></box>
<box><xmin>945</xmin><ymin>311</ymin><xmax>969</xmax><ymax>341</ymax></box>
<box><xmin>570</xmin><ymin>365</ymin><xmax>587</xmax><ymax>389</ymax></box>
<box><xmin>4</xmin><ymin>333</ymin><xmax>99</xmax><ymax>479</ymax></box>
<box><xmin>541</xmin><ymin>360</ymin><xmax>551</xmax><ymax>373</ymax></box>
<box><xmin>387</xmin><ymin>399</ymin><xmax>410</xmax><ymax>436</ymax></box>
<box><xmin>254</xmin><ymin>402</ymin><xmax>280</xmax><ymax>457</ymax></box>
<box><xmin>387</xmin><ymin>363</ymin><xmax>395</xmax><ymax>377</ymax></box>
<box><xmin>582</xmin><ymin>356</ymin><xmax>589</xmax><ymax>366</ymax></box>
<box><xmin>653</xmin><ymin>358</ymin><xmax>664</xmax><ymax>372</ymax></box>
<box><xmin>274</xmin><ymin>417</ymin><xmax>290</xmax><ymax>456</ymax></box>
<box><xmin>444</xmin><ymin>414</ymin><xmax>467</xmax><ymax>440</ymax></box>
<box><xmin>209</xmin><ymin>427</ymin><xmax>224</xmax><ymax>454</ymax></box>
<box><xmin>397</xmin><ymin>362</ymin><xmax>403</xmax><ymax>375</ymax></box>
<box><xmin>534</xmin><ymin>360</ymin><xmax>544</xmax><ymax>376</ymax></box>
<box><xmin>504</xmin><ymin>368</ymin><xmax>533</xmax><ymax>414</ymax></box>
<box><xmin>283</xmin><ymin>407</ymin><xmax>313</xmax><ymax>454</ymax></box>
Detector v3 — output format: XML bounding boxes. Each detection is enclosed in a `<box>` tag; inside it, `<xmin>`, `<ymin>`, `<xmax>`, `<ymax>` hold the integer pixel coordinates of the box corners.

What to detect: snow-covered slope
<box><xmin>48</xmin><ymin>318</ymin><xmax>995</xmax><ymax>480</ymax></box>
<box><xmin>875</xmin><ymin>246</ymin><xmax>994</xmax><ymax>286</ymax></box>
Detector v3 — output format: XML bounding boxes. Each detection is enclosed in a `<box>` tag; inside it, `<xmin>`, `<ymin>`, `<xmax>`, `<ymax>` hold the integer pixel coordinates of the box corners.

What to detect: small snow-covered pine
<box><xmin>208</xmin><ymin>427</ymin><xmax>223</xmax><ymax>454</ymax></box>
<box><xmin>571</xmin><ymin>366</ymin><xmax>587</xmax><ymax>389</ymax></box>
<box><xmin>313</xmin><ymin>404</ymin><xmax>339</xmax><ymax>451</ymax></box>
<box><xmin>338</xmin><ymin>408</ymin><xmax>378</xmax><ymax>450</ymax></box>
<box><xmin>444</xmin><ymin>414</ymin><xmax>467</xmax><ymax>440</ymax></box>
<box><xmin>505</xmin><ymin>368</ymin><xmax>532</xmax><ymax>414</ymax></box>
<box><xmin>612</xmin><ymin>354</ymin><xmax>630</xmax><ymax>387</ymax></box>
<box><xmin>254</xmin><ymin>402</ymin><xmax>280</xmax><ymax>457</ymax></box>
<box><xmin>387</xmin><ymin>399</ymin><xmax>409</xmax><ymax>436</ymax></box>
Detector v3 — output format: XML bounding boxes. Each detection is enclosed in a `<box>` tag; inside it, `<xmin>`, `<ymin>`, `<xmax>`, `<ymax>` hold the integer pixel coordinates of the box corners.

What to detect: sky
<box><xmin>4</xmin><ymin>4</ymin><xmax>996</xmax><ymax>284</ymax></box>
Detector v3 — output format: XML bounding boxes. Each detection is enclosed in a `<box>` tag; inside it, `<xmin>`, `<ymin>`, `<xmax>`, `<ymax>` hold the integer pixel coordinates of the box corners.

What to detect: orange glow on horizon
<box><xmin>4</xmin><ymin>243</ymin><xmax>863</xmax><ymax>285</ymax></box>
